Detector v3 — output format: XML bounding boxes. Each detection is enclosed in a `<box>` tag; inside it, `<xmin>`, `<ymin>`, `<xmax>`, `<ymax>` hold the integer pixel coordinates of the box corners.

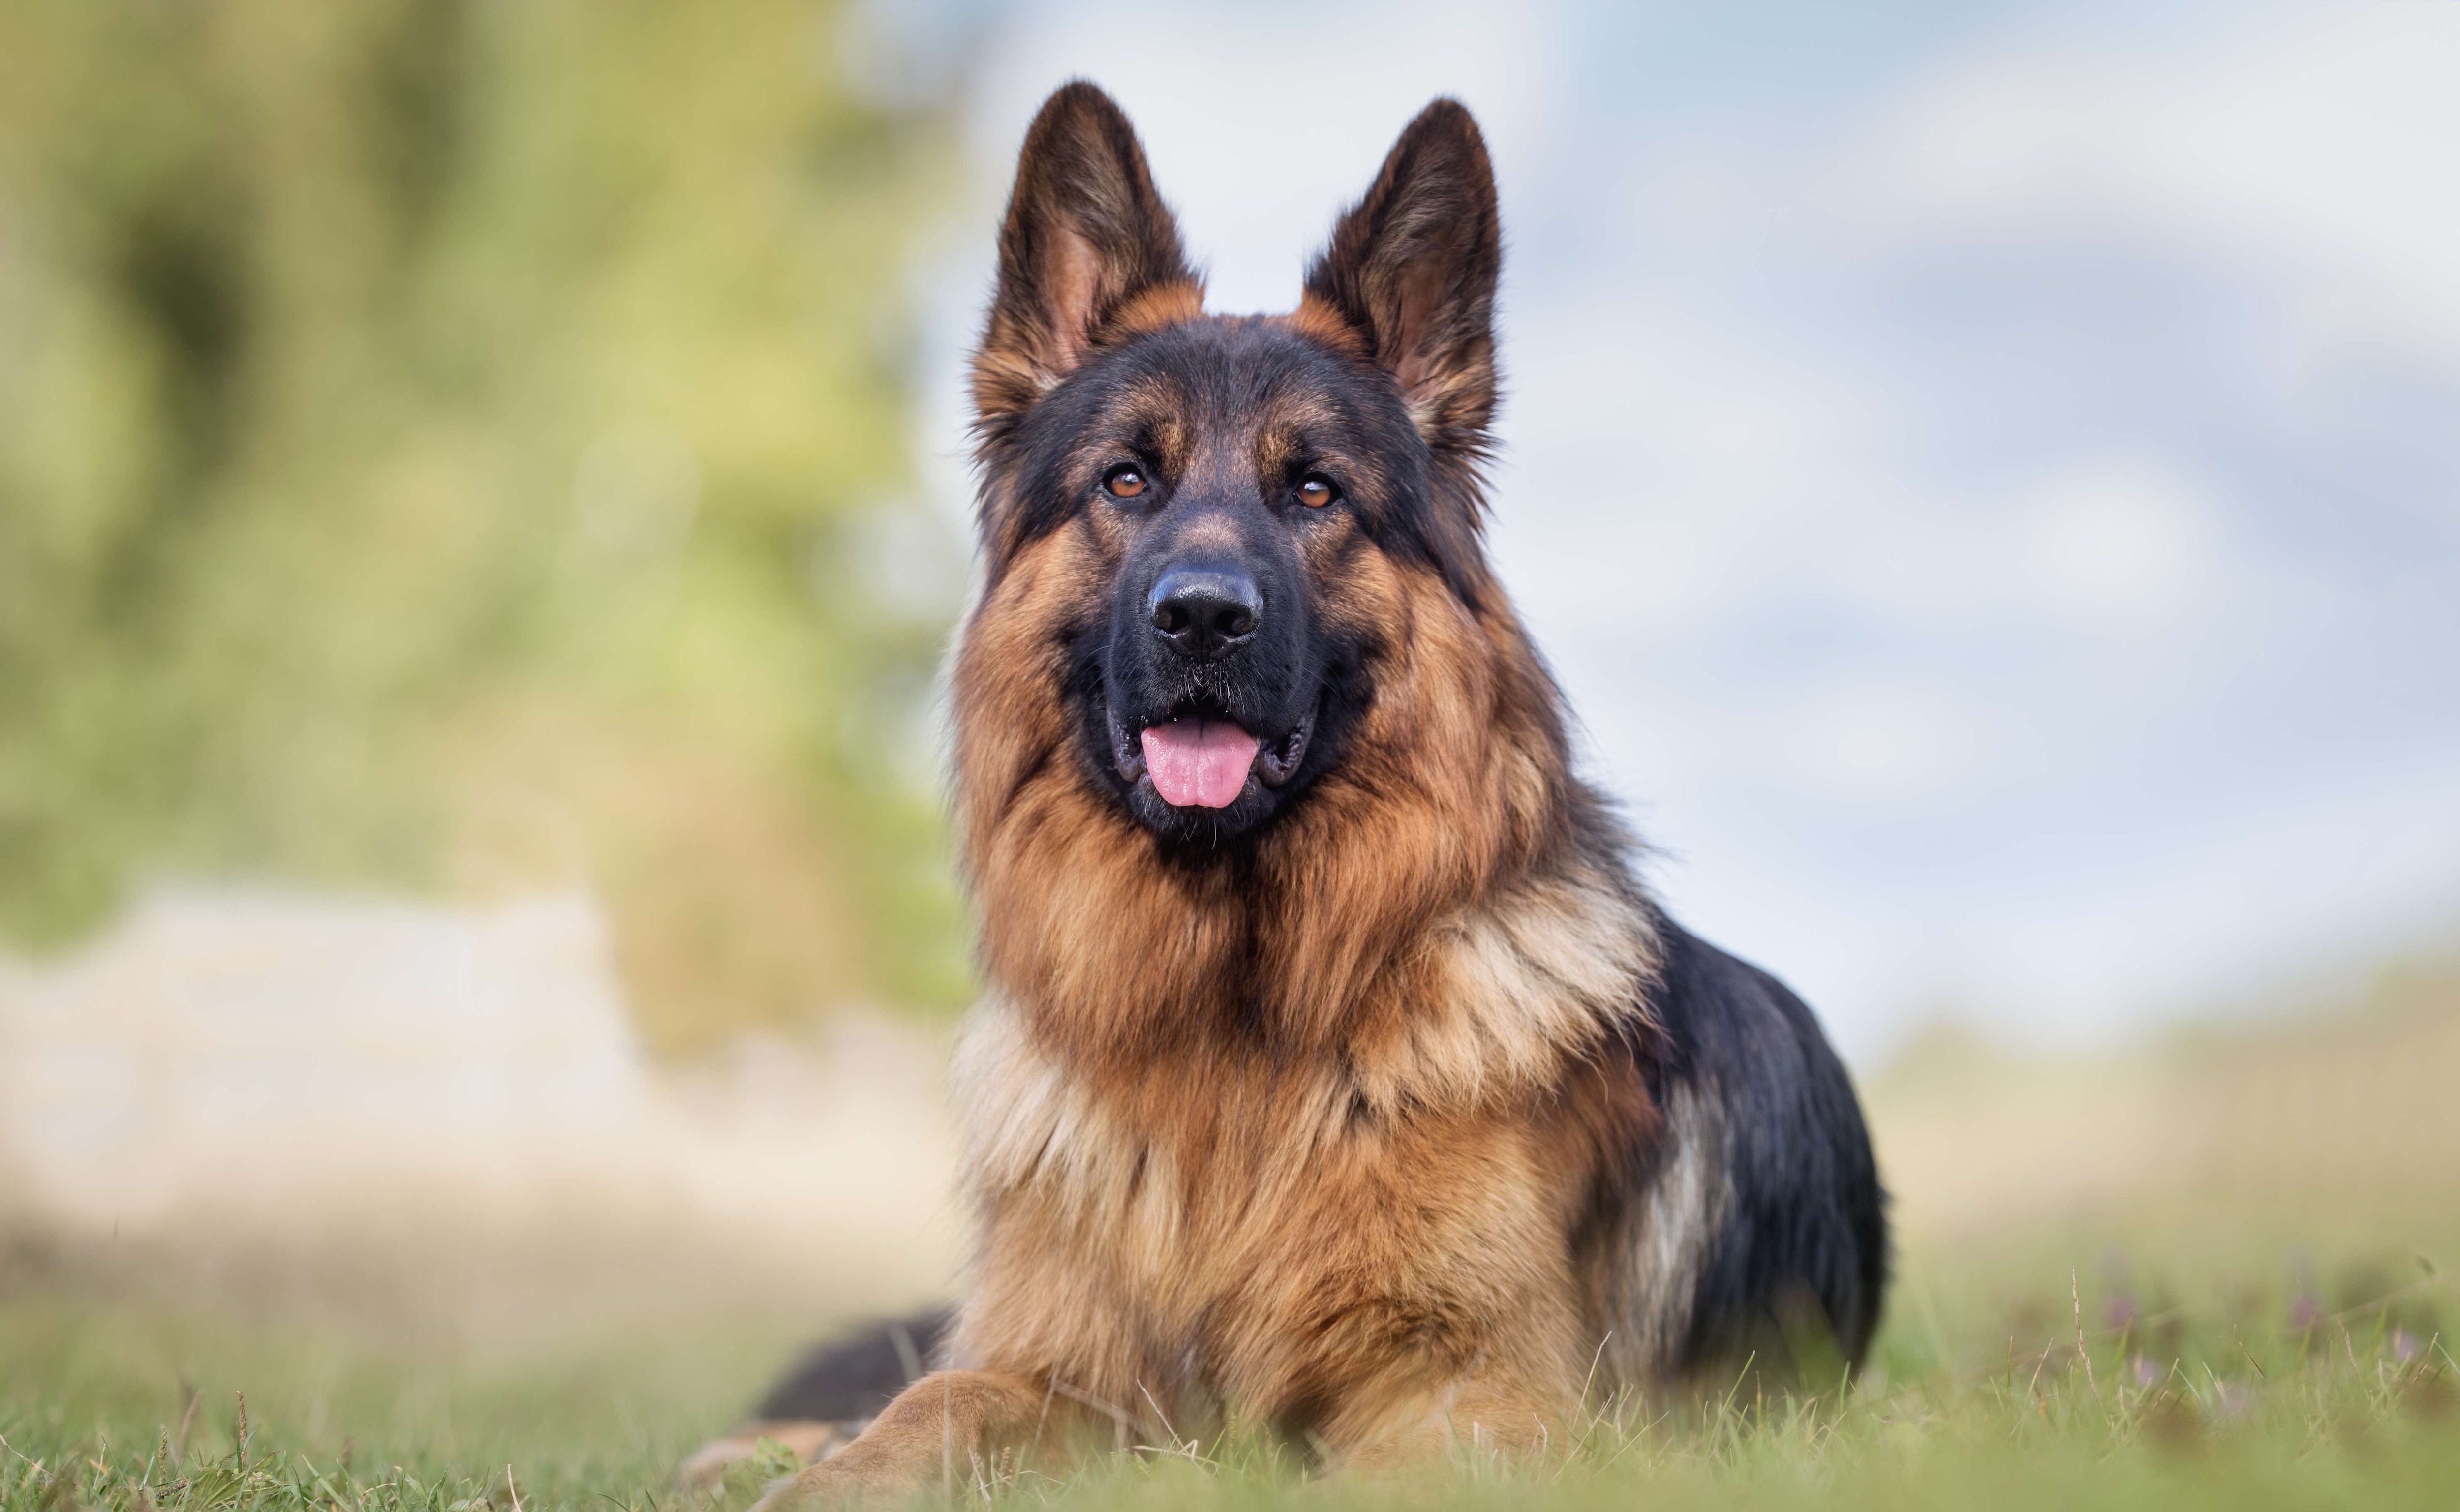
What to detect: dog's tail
<box><xmin>754</xmin><ymin>1307</ymin><xmax>955</xmax><ymax>1421</ymax></box>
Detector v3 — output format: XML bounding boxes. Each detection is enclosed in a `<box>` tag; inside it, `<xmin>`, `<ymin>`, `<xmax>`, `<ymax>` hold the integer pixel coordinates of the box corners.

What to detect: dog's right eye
<box><xmin>1103</xmin><ymin>466</ymin><xmax>1149</xmax><ymax>500</ymax></box>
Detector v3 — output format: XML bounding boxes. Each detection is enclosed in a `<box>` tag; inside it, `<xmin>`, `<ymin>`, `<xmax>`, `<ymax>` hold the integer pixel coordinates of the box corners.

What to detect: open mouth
<box><xmin>1107</xmin><ymin>697</ymin><xmax>1317</xmax><ymax>810</ymax></box>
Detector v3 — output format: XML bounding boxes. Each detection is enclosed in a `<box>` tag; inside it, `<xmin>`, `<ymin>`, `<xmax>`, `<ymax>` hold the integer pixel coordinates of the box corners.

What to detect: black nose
<box><xmin>1147</xmin><ymin>564</ymin><xmax>1261</xmax><ymax>659</ymax></box>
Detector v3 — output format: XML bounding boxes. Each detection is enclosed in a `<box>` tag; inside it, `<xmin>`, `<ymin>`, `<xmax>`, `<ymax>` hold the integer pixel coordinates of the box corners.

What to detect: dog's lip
<box><xmin>1107</xmin><ymin>699</ymin><xmax>1147</xmax><ymax>783</ymax></box>
<box><xmin>1105</xmin><ymin>695</ymin><xmax>1317</xmax><ymax>789</ymax></box>
<box><xmin>1254</xmin><ymin>701</ymin><xmax>1316</xmax><ymax>786</ymax></box>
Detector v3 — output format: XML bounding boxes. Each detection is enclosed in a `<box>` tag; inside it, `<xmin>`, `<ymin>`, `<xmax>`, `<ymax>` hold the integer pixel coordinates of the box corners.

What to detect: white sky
<box><xmin>878</xmin><ymin>0</ymin><xmax>2460</xmax><ymax>1063</ymax></box>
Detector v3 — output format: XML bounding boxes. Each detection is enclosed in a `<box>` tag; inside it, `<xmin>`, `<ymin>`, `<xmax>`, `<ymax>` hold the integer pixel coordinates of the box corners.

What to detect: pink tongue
<box><xmin>1139</xmin><ymin>719</ymin><xmax>1262</xmax><ymax>809</ymax></box>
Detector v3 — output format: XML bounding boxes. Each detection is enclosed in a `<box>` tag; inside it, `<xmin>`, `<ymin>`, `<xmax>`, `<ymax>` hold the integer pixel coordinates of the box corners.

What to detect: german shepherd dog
<box><xmin>720</xmin><ymin>82</ymin><xmax>1886</xmax><ymax>1501</ymax></box>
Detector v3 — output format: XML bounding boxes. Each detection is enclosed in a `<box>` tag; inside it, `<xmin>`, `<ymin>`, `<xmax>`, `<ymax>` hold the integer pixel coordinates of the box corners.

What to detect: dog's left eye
<box><xmin>1104</xmin><ymin>466</ymin><xmax>1149</xmax><ymax>500</ymax></box>
<box><xmin>1296</xmin><ymin>475</ymin><xmax>1339</xmax><ymax>508</ymax></box>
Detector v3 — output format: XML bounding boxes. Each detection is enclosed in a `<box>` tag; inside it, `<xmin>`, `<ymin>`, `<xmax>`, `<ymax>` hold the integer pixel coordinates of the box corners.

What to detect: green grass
<box><xmin>5</xmin><ymin>1242</ymin><xmax>2454</xmax><ymax>1512</ymax></box>
<box><xmin>11</xmin><ymin>969</ymin><xmax>2460</xmax><ymax>1509</ymax></box>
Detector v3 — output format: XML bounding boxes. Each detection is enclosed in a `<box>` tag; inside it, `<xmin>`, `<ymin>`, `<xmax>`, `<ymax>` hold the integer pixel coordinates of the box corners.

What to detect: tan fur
<box><xmin>760</xmin><ymin>452</ymin><xmax>1662</xmax><ymax>1509</ymax></box>
<box><xmin>1110</xmin><ymin>280</ymin><xmax>1208</xmax><ymax>339</ymax></box>
<box><xmin>1285</xmin><ymin>296</ymin><xmax>1370</xmax><ymax>359</ymax></box>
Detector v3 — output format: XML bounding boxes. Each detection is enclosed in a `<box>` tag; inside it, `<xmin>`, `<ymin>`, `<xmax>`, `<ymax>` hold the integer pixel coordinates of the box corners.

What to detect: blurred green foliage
<box><xmin>0</xmin><ymin>0</ymin><xmax>972</xmax><ymax>1046</ymax></box>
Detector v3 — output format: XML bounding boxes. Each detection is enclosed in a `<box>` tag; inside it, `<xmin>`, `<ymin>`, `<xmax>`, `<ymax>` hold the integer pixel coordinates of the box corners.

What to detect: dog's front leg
<box><xmin>748</xmin><ymin>1368</ymin><xmax>1078</xmax><ymax>1507</ymax></box>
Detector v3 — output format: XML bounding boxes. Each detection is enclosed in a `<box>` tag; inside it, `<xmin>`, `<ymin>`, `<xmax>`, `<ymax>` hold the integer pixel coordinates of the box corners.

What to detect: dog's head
<box><xmin>955</xmin><ymin>82</ymin><xmax>1512</xmax><ymax>852</ymax></box>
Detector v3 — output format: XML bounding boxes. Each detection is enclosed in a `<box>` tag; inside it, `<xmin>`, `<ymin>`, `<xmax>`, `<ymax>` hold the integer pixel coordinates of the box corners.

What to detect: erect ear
<box><xmin>1302</xmin><ymin>98</ymin><xmax>1501</xmax><ymax>468</ymax></box>
<box><xmin>971</xmin><ymin>82</ymin><xmax>1200</xmax><ymax>444</ymax></box>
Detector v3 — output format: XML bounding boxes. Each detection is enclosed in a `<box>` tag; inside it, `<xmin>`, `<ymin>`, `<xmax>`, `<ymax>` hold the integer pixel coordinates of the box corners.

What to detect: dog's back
<box><xmin>1588</xmin><ymin>920</ymin><xmax>1887</xmax><ymax>1393</ymax></box>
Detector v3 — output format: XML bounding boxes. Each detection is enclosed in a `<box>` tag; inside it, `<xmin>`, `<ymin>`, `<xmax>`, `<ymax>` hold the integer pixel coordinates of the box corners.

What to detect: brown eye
<box><xmin>1297</xmin><ymin>475</ymin><xmax>1338</xmax><ymax>508</ymax></box>
<box><xmin>1104</xmin><ymin>466</ymin><xmax>1148</xmax><ymax>500</ymax></box>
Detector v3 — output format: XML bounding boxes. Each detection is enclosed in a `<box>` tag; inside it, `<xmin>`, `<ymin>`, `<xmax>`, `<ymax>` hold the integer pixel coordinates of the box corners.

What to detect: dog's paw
<box><xmin>675</xmin><ymin>1421</ymin><xmax>851</xmax><ymax>1495</ymax></box>
<box><xmin>745</xmin><ymin>1454</ymin><xmax>921</xmax><ymax>1512</ymax></box>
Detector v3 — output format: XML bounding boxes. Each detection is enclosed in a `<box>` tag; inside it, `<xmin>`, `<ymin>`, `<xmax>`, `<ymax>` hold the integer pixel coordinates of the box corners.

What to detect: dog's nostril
<box><xmin>1215</xmin><ymin>606</ymin><xmax>1252</xmax><ymax>638</ymax></box>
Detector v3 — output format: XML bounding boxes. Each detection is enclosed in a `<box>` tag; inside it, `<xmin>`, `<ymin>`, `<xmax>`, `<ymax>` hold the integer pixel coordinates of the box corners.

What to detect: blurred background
<box><xmin>4</xmin><ymin>0</ymin><xmax>2459</xmax><ymax>1431</ymax></box>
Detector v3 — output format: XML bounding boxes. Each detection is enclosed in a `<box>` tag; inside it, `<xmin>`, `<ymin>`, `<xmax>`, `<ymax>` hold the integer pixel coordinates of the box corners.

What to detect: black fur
<box><xmin>1648</xmin><ymin>919</ymin><xmax>1890</xmax><ymax>1374</ymax></box>
<box><xmin>752</xmin><ymin>1310</ymin><xmax>953</xmax><ymax>1425</ymax></box>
